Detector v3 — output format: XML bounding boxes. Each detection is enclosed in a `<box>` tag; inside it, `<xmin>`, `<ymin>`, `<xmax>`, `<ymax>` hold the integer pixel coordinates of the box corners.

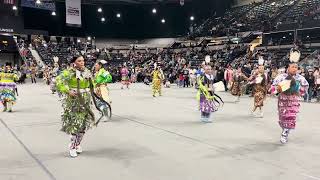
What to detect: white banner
<box><xmin>66</xmin><ymin>0</ymin><xmax>81</xmax><ymax>27</ymax></box>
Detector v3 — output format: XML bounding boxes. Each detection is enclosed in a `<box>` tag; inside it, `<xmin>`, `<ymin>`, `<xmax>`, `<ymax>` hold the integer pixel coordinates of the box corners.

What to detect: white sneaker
<box><xmin>280</xmin><ymin>129</ymin><xmax>289</xmax><ymax>144</ymax></box>
<box><xmin>76</xmin><ymin>146</ymin><xmax>82</xmax><ymax>153</ymax></box>
<box><xmin>280</xmin><ymin>135</ymin><xmax>288</xmax><ymax>144</ymax></box>
<box><xmin>255</xmin><ymin>111</ymin><xmax>263</xmax><ymax>118</ymax></box>
<box><xmin>69</xmin><ymin>148</ymin><xmax>78</xmax><ymax>158</ymax></box>
<box><xmin>259</xmin><ymin>112</ymin><xmax>264</xmax><ymax>118</ymax></box>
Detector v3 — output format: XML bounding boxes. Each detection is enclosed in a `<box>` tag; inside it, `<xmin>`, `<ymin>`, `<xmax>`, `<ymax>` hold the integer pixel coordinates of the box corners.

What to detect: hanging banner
<box><xmin>180</xmin><ymin>0</ymin><xmax>184</xmax><ymax>6</ymax></box>
<box><xmin>66</xmin><ymin>0</ymin><xmax>81</xmax><ymax>27</ymax></box>
<box><xmin>21</xmin><ymin>0</ymin><xmax>56</xmax><ymax>11</ymax></box>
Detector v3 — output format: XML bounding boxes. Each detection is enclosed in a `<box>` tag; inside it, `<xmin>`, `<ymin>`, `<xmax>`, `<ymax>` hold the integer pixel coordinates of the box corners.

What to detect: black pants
<box><xmin>183</xmin><ymin>77</ymin><xmax>189</xmax><ymax>87</ymax></box>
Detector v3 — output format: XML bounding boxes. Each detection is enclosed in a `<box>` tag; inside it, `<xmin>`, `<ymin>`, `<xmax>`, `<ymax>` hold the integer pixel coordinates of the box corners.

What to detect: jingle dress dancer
<box><xmin>151</xmin><ymin>67</ymin><xmax>164</xmax><ymax>97</ymax></box>
<box><xmin>120</xmin><ymin>65</ymin><xmax>130</xmax><ymax>89</ymax></box>
<box><xmin>56</xmin><ymin>55</ymin><xmax>96</xmax><ymax>158</ymax></box>
<box><xmin>94</xmin><ymin>60</ymin><xmax>113</xmax><ymax>104</ymax></box>
<box><xmin>50</xmin><ymin>63</ymin><xmax>60</xmax><ymax>94</ymax></box>
<box><xmin>230</xmin><ymin>67</ymin><xmax>248</xmax><ymax>102</ymax></box>
<box><xmin>197</xmin><ymin>66</ymin><xmax>220</xmax><ymax>123</ymax></box>
<box><xmin>250</xmin><ymin>66</ymin><xmax>268</xmax><ymax>118</ymax></box>
<box><xmin>271</xmin><ymin>49</ymin><xmax>309</xmax><ymax>144</ymax></box>
<box><xmin>0</xmin><ymin>63</ymin><xmax>18</xmax><ymax>112</ymax></box>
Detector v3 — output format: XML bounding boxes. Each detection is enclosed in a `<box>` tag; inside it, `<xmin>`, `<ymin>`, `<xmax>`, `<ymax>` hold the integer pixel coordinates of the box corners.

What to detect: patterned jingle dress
<box><xmin>197</xmin><ymin>74</ymin><xmax>219</xmax><ymax>118</ymax></box>
<box><xmin>121</xmin><ymin>67</ymin><xmax>130</xmax><ymax>85</ymax></box>
<box><xmin>272</xmin><ymin>74</ymin><xmax>309</xmax><ymax>129</ymax></box>
<box><xmin>152</xmin><ymin>70</ymin><xmax>163</xmax><ymax>96</ymax></box>
<box><xmin>0</xmin><ymin>71</ymin><xmax>18</xmax><ymax>105</ymax></box>
<box><xmin>56</xmin><ymin>68</ymin><xmax>96</xmax><ymax>134</ymax></box>
<box><xmin>231</xmin><ymin>73</ymin><xmax>246</xmax><ymax>96</ymax></box>
<box><xmin>253</xmin><ymin>74</ymin><xmax>267</xmax><ymax>108</ymax></box>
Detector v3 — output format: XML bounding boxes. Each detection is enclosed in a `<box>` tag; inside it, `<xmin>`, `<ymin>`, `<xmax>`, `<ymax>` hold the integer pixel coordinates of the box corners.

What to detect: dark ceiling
<box><xmin>22</xmin><ymin>0</ymin><xmax>236</xmax><ymax>38</ymax></box>
<box><xmin>68</xmin><ymin>0</ymin><xmax>192</xmax><ymax>5</ymax></box>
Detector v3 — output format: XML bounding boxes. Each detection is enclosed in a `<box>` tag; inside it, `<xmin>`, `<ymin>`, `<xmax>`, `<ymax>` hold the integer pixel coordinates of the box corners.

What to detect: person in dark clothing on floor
<box><xmin>183</xmin><ymin>67</ymin><xmax>190</xmax><ymax>88</ymax></box>
<box><xmin>304</xmin><ymin>69</ymin><xmax>315</xmax><ymax>102</ymax></box>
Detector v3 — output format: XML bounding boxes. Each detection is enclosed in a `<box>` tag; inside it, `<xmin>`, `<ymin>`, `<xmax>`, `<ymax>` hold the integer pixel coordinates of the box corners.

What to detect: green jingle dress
<box><xmin>56</xmin><ymin>68</ymin><xmax>95</xmax><ymax>134</ymax></box>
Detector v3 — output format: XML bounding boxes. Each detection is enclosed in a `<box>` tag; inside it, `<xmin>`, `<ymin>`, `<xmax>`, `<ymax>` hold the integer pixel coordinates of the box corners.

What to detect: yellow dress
<box><xmin>152</xmin><ymin>70</ymin><xmax>163</xmax><ymax>96</ymax></box>
<box><xmin>0</xmin><ymin>71</ymin><xmax>19</xmax><ymax>111</ymax></box>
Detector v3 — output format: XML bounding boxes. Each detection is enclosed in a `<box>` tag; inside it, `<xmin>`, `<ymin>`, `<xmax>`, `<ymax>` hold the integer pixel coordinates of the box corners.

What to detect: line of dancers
<box><xmin>0</xmin><ymin>48</ymin><xmax>310</xmax><ymax>158</ymax></box>
<box><xmin>207</xmin><ymin>49</ymin><xmax>309</xmax><ymax>144</ymax></box>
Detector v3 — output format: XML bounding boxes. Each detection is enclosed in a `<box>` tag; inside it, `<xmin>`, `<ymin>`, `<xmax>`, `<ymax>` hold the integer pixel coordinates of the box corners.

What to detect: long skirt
<box><xmin>50</xmin><ymin>77</ymin><xmax>57</xmax><ymax>92</ymax></box>
<box><xmin>278</xmin><ymin>93</ymin><xmax>300</xmax><ymax>129</ymax></box>
<box><xmin>121</xmin><ymin>75</ymin><xmax>130</xmax><ymax>85</ymax></box>
<box><xmin>95</xmin><ymin>84</ymin><xmax>111</xmax><ymax>103</ymax></box>
<box><xmin>61</xmin><ymin>92</ymin><xmax>95</xmax><ymax>134</ymax></box>
<box><xmin>199</xmin><ymin>94</ymin><xmax>218</xmax><ymax>113</ymax></box>
<box><xmin>254</xmin><ymin>85</ymin><xmax>266</xmax><ymax>107</ymax></box>
<box><xmin>0</xmin><ymin>82</ymin><xmax>17</xmax><ymax>103</ymax></box>
<box><xmin>152</xmin><ymin>79</ymin><xmax>161</xmax><ymax>95</ymax></box>
<box><xmin>231</xmin><ymin>82</ymin><xmax>243</xmax><ymax>96</ymax></box>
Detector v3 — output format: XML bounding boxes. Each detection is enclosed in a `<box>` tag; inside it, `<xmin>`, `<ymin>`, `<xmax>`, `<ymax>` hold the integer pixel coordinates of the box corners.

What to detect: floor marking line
<box><xmin>113</xmin><ymin>114</ymin><xmax>229</xmax><ymax>152</ymax></box>
<box><xmin>113</xmin><ymin>114</ymin><xmax>316</xmax><ymax>177</ymax></box>
<box><xmin>0</xmin><ymin>118</ymin><xmax>57</xmax><ymax>180</ymax></box>
<box><xmin>301</xmin><ymin>173</ymin><xmax>320</xmax><ymax>180</ymax></box>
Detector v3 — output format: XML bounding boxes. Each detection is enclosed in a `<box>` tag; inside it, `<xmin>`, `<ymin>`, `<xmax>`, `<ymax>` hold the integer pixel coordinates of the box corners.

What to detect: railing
<box><xmin>299</xmin><ymin>50</ymin><xmax>320</xmax><ymax>67</ymax></box>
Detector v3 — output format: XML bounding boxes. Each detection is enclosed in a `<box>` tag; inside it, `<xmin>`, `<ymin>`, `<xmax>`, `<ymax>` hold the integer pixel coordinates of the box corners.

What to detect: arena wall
<box><xmin>235</xmin><ymin>0</ymin><xmax>262</xmax><ymax>6</ymax></box>
<box><xmin>95</xmin><ymin>38</ymin><xmax>177</xmax><ymax>49</ymax></box>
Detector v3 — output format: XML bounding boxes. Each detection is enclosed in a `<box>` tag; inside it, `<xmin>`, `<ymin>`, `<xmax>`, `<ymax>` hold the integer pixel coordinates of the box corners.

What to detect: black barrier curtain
<box><xmin>43</xmin><ymin>36</ymin><xmax>50</xmax><ymax>43</ymax></box>
<box><xmin>56</xmin><ymin>37</ymin><xmax>62</xmax><ymax>43</ymax></box>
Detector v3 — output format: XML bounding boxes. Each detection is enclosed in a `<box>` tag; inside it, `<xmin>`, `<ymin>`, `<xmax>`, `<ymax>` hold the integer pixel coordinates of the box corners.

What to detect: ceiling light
<box><xmin>190</xmin><ymin>16</ymin><xmax>194</xmax><ymax>21</ymax></box>
<box><xmin>51</xmin><ymin>11</ymin><xmax>56</xmax><ymax>16</ymax></box>
<box><xmin>161</xmin><ymin>18</ymin><xmax>165</xmax><ymax>23</ymax></box>
<box><xmin>12</xmin><ymin>5</ymin><xmax>17</xmax><ymax>11</ymax></box>
<box><xmin>97</xmin><ymin>8</ymin><xmax>102</xmax><ymax>13</ymax></box>
<box><xmin>152</xmin><ymin>8</ymin><xmax>157</xmax><ymax>14</ymax></box>
<box><xmin>101</xmin><ymin>17</ymin><xmax>105</xmax><ymax>22</ymax></box>
<box><xmin>117</xmin><ymin>13</ymin><xmax>121</xmax><ymax>18</ymax></box>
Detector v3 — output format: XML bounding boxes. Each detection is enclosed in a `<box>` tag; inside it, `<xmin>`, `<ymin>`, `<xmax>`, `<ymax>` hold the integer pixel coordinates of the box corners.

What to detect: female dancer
<box><xmin>56</xmin><ymin>55</ymin><xmax>96</xmax><ymax>157</ymax></box>
<box><xmin>250</xmin><ymin>65</ymin><xmax>268</xmax><ymax>118</ymax></box>
<box><xmin>271</xmin><ymin>50</ymin><xmax>309</xmax><ymax>144</ymax></box>
<box><xmin>120</xmin><ymin>65</ymin><xmax>130</xmax><ymax>89</ymax></box>
<box><xmin>94</xmin><ymin>60</ymin><xmax>112</xmax><ymax>103</ymax></box>
<box><xmin>230</xmin><ymin>67</ymin><xmax>248</xmax><ymax>102</ymax></box>
<box><xmin>151</xmin><ymin>67</ymin><xmax>164</xmax><ymax>97</ymax></box>
<box><xmin>197</xmin><ymin>65</ymin><xmax>222</xmax><ymax>123</ymax></box>
<box><xmin>0</xmin><ymin>63</ymin><xmax>18</xmax><ymax>112</ymax></box>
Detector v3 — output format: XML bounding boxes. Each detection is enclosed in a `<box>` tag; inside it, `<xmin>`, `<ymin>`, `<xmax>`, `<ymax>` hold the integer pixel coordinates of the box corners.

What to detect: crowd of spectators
<box><xmin>191</xmin><ymin>0</ymin><xmax>320</xmax><ymax>38</ymax></box>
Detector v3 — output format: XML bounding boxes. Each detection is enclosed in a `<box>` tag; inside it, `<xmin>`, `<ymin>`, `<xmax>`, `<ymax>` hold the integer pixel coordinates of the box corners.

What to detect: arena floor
<box><xmin>1</xmin><ymin>82</ymin><xmax>320</xmax><ymax>180</ymax></box>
